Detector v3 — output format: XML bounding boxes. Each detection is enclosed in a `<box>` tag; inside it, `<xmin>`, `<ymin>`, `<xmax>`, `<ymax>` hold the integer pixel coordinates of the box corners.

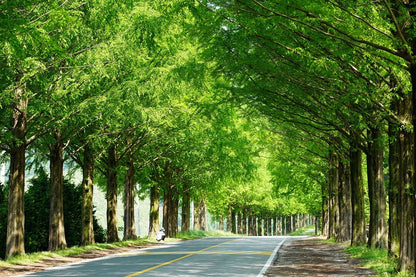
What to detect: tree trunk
<box><xmin>387</xmin><ymin>2</ymin><xmax>416</xmax><ymax>271</ymax></box>
<box><xmin>199</xmin><ymin>199</ymin><xmax>206</xmax><ymax>231</ymax></box>
<box><xmin>273</xmin><ymin>217</ymin><xmax>277</xmax><ymax>236</ymax></box>
<box><xmin>248</xmin><ymin>214</ymin><xmax>255</xmax><ymax>236</ymax></box>
<box><xmin>7</xmin><ymin>144</ymin><xmax>26</xmax><ymax>257</ymax></box>
<box><xmin>337</xmin><ymin>160</ymin><xmax>351</xmax><ymax>242</ymax></box>
<box><xmin>237</xmin><ymin>212</ymin><xmax>243</xmax><ymax>234</ymax></box>
<box><xmin>276</xmin><ymin>217</ymin><xmax>281</xmax><ymax>235</ymax></box>
<box><xmin>231</xmin><ymin>209</ymin><xmax>236</xmax><ymax>233</ymax></box>
<box><xmin>328</xmin><ymin>149</ymin><xmax>339</xmax><ymax>239</ymax></box>
<box><xmin>193</xmin><ymin>200</ymin><xmax>201</xmax><ymax>231</ymax></box>
<box><xmin>268</xmin><ymin>218</ymin><xmax>272</xmax><ymax>236</ymax></box>
<box><xmin>226</xmin><ymin>205</ymin><xmax>232</xmax><ymax>232</ymax></box>
<box><xmin>292</xmin><ymin>215</ymin><xmax>297</xmax><ymax>232</ymax></box>
<box><xmin>397</xmin><ymin>93</ymin><xmax>415</xmax><ymax>271</ymax></box>
<box><xmin>350</xmin><ymin>147</ymin><xmax>366</xmax><ymax>246</ymax></box>
<box><xmin>388</xmin><ymin>116</ymin><xmax>400</xmax><ymax>258</ymax></box>
<box><xmin>148</xmin><ymin>186</ymin><xmax>159</xmax><ymax>239</ymax></box>
<box><xmin>163</xmin><ymin>190</ymin><xmax>169</xmax><ymax>234</ymax></box>
<box><xmin>106</xmin><ymin>145</ymin><xmax>119</xmax><ymax>243</ymax></box>
<box><xmin>366</xmin><ymin>126</ymin><xmax>387</xmax><ymax>249</ymax></box>
<box><xmin>123</xmin><ymin>156</ymin><xmax>137</xmax><ymax>240</ymax></box>
<box><xmin>163</xmin><ymin>186</ymin><xmax>178</xmax><ymax>237</ymax></box>
<box><xmin>6</xmin><ymin>84</ymin><xmax>27</xmax><ymax>258</ymax></box>
<box><xmin>257</xmin><ymin>217</ymin><xmax>262</xmax><ymax>236</ymax></box>
<box><xmin>168</xmin><ymin>196</ymin><xmax>179</xmax><ymax>236</ymax></box>
<box><xmin>321</xmin><ymin>182</ymin><xmax>329</xmax><ymax>237</ymax></box>
<box><xmin>243</xmin><ymin>211</ymin><xmax>248</xmax><ymax>235</ymax></box>
<box><xmin>181</xmin><ymin>190</ymin><xmax>191</xmax><ymax>232</ymax></box>
<box><xmin>219</xmin><ymin>217</ymin><xmax>224</xmax><ymax>231</ymax></box>
<box><xmin>81</xmin><ymin>145</ymin><xmax>95</xmax><ymax>246</ymax></box>
<box><xmin>48</xmin><ymin>134</ymin><xmax>67</xmax><ymax>251</ymax></box>
<box><xmin>286</xmin><ymin>216</ymin><xmax>291</xmax><ymax>234</ymax></box>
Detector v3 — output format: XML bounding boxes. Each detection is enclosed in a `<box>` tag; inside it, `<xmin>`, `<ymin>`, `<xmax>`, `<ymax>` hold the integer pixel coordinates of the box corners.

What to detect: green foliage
<box><xmin>4</xmin><ymin>0</ymin><xmax>402</xmax><ymax>261</ymax></box>
<box><xmin>25</xmin><ymin>170</ymin><xmax>50</xmax><ymax>253</ymax></box>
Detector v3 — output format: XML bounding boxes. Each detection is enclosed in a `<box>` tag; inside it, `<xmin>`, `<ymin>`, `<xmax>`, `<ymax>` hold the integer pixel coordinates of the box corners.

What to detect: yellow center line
<box><xmin>125</xmin><ymin>238</ymin><xmax>243</xmax><ymax>277</ymax></box>
<box><xmin>119</xmin><ymin>250</ymin><xmax>272</xmax><ymax>256</ymax></box>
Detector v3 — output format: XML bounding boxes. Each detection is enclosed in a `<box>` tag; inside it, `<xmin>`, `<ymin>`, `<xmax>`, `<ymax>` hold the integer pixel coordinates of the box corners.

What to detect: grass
<box><xmin>287</xmin><ymin>225</ymin><xmax>315</xmax><ymax>236</ymax></box>
<box><xmin>345</xmin><ymin>245</ymin><xmax>399</xmax><ymax>276</ymax></box>
<box><xmin>0</xmin><ymin>238</ymin><xmax>153</xmax><ymax>267</ymax></box>
<box><xmin>173</xmin><ymin>230</ymin><xmax>236</xmax><ymax>240</ymax></box>
<box><xmin>332</xmin><ymin>242</ymin><xmax>414</xmax><ymax>277</ymax></box>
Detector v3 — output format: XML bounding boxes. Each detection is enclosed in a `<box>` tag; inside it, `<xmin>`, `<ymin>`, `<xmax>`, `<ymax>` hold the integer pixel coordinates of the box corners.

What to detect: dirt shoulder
<box><xmin>0</xmin><ymin>243</ymin><xmax>156</xmax><ymax>277</ymax></box>
<box><xmin>265</xmin><ymin>236</ymin><xmax>375</xmax><ymax>276</ymax></box>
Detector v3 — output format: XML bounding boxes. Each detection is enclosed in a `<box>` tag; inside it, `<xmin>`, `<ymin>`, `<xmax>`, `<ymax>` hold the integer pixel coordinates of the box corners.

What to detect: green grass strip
<box><xmin>345</xmin><ymin>245</ymin><xmax>414</xmax><ymax>276</ymax></box>
<box><xmin>0</xmin><ymin>238</ymin><xmax>152</xmax><ymax>267</ymax></box>
<box><xmin>173</xmin><ymin>230</ymin><xmax>235</xmax><ymax>240</ymax></box>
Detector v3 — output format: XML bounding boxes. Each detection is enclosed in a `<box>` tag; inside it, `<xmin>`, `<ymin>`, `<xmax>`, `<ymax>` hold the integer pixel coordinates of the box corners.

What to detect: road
<box><xmin>21</xmin><ymin>236</ymin><xmax>287</xmax><ymax>277</ymax></box>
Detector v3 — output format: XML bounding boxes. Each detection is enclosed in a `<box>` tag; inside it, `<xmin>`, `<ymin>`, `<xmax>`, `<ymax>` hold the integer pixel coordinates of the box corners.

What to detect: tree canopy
<box><xmin>2</xmin><ymin>0</ymin><xmax>416</xmax><ymax>273</ymax></box>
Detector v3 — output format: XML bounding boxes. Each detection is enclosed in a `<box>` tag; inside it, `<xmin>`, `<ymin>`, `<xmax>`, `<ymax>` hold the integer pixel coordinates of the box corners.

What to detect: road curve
<box><xmin>21</xmin><ymin>236</ymin><xmax>288</xmax><ymax>277</ymax></box>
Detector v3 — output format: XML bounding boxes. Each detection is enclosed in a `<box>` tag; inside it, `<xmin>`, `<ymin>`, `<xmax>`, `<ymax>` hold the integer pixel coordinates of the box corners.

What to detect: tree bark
<box><xmin>7</xmin><ymin>144</ymin><xmax>26</xmax><ymax>257</ymax></box>
<box><xmin>337</xmin><ymin>160</ymin><xmax>351</xmax><ymax>242</ymax></box>
<box><xmin>248</xmin><ymin>214</ymin><xmax>255</xmax><ymax>236</ymax></box>
<box><xmin>275</xmin><ymin>217</ymin><xmax>280</xmax><ymax>235</ymax></box>
<box><xmin>273</xmin><ymin>217</ymin><xmax>277</xmax><ymax>236</ymax></box>
<box><xmin>321</xmin><ymin>182</ymin><xmax>329</xmax><ymax>237</ymax></box>
<box><xmin>163</xmin><ymin>185</ymin><xmax>178</xmax><ymax>237</ymax></box>
<box><xmin>199</xmin><ymin>199</ymin><xmax>207</xmax><ymax>231</ymax></box>
<box><xmin>286</xmin><ymin>216</ymin><xmax>291</xmax><ymax>234</ymax></box>
<box><xmin>123</xmin><ymin>155</ymin><xmax>137</xmax><ymax>240</ymax></box>
<box><xmin>388</xmin><ymin>115</ymin><xmax>400</xmax><ymax>258</ymax></box>
<box><xmin>231</xmin><ymin>209</ymin><xmax>236</xmax><ymax>233</ymax></box>
<box><xmin>181</xmin><ymin>190</ymin><xmax>191</xmax><ymax>232</ymax></box>
<box><xmin>48</xmin><ymin>134</ymin><xmax>67</xmax><ymax>251</ymax></box>
<box><xmin>169</xmin><ymin>196</ymin><xmax>179</xmax><ymax>236</ymax></box>
<box><xmin>292</xmin><ymin>215</ymin><xmax>297</xmax><ymax>232</ymax></box>
<box><xmin>227</xmin><ymin>205</ymin><xmax>232</xmax><ymax>232</ymax></box>
<box><xmin>219</xmin><ymin>216</ymin><xmax>224</xmax><ymax>231</ymax></box>
<box><xmin>366</xmin><ymin>126</ymin><xmax>387</xmax><ymax>249</ymax></box>
<box><xmin>242</xmin><ymin>211</ymin><xmax>248</xmax><ymax>235</ymax></box>
<box><xmin>106</xmin><ymin>145</ymin><xmax>119</xmax><ymax>243</ymax></box>
<box><xmin>6</xmin><ymin>84</ymin><xmax>27</xmax><ymax>258</ymax></box>
<box><xmin>397</xmin><ymin>93</ymin><xmax>415</xmax><ymax>271</ymax></box>
<box><xmin>81</xmin><ymin>145</ymin><xmax>95</xmax><ymax>246</ymax></box>
<box><xmin>237</xmin><ymin>212</ymin><xmax>243</xmax><ymax>234</ymax></box>
<box><xmin>350</xmin><ymin>147</ymin><xmax>366</xmax><ymax>246</ymax></box>
<box><xmin>148</xmin><ymin>186</ymin><xmax>159</xmax><ymax>239</ymax></box>
<box><xmin>193</xmin><ymin>200</ymin><xmax>201</xmax><ymax>231</ymax></box>
<box><xmin>328</xmin><ymin>149</ymin><xmax>339</xmax><ymax>239</ymax></box>
<box><xmin>226</xmin><ymin>205</ymin><xmax>232</xmax><ymax>232</ymax></box>
<box><xmin>267</xmin><ymin>217</ymin><xmax>272</xmax><ymax>236</ymax></box>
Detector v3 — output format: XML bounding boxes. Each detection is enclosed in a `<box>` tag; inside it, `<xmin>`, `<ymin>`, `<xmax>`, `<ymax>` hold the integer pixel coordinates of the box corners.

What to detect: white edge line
<box><xmin>257</xmin><ymin>238</ymin><xmax>287</xmax><ymax>277</ymax></box>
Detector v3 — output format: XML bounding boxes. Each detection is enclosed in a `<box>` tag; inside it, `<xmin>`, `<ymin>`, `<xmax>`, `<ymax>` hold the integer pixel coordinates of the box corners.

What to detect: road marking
<box><xmin>257</xmin><ymin>238</ymin><xmax>287</xmax><ymax>277</ymax></box>
<box><xmin>125</xmin><ymin>238</ymin><xmax>243</xmax><ymax>277</ymax></box>
<box><xmin>118</xmin><ymin>250</ymin><xmax>272</xmax><ymax>256</ymax></box>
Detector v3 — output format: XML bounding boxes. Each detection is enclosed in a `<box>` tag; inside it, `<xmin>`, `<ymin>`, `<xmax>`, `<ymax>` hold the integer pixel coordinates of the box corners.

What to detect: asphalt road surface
<box><xmin>21</xmin><ymin>236</ymin><xmax>288</xmax><ymax>277</ymax></box>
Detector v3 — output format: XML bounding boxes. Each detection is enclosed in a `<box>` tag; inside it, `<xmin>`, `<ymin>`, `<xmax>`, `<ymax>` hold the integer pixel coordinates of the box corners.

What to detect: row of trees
<box><xmin>5</xmin><ymin>0</ymin><xmax>416</xmax><ymax>274</ymax></box>
<box><xmin>1</xmin><ymin>0</ymin><xmax>319</xmax><ymax>261</ymax></box>
<box><xmin>194</xmin><ymin>0</ymin><xmax>416</xmax><ymax>273</ymax></box>
<box><xmin>0</xmin><ymin>169</ymin><xmax>106</xmax><ymax>259</ymax></box>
